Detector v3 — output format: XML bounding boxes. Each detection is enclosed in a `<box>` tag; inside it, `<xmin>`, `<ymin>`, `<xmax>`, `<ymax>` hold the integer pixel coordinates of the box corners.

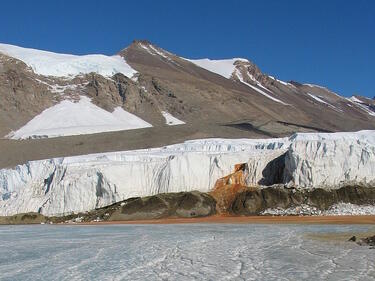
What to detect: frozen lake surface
<box><xmin>0</xmin><ymin>224</ymin><xmax>374</xmax><ymax>280</ymax></box>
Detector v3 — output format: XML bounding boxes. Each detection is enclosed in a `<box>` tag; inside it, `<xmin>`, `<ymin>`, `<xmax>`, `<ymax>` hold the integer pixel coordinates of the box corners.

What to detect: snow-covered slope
<box><xmin>186</xmin><ymin>58</ymin><xmax>248</xmax><ymax>79</ymax></box>
<box><xmin>348</xmin><ymin>96</ymin><xmax>375</xmax><ymax>117</ymax></box>
<box><xmin>186</xmin><ymin>57</ymin><xmax>289</xmax><ymax>105</ymax></box>
<box><xmin>307</xmin><ymin>93</ymin><xmax>339</xmax><ymax>111</ymax></box>
<box><xmin>234</xmin><ymin>69</ymin><xmax>288</xmax><ymax>105</ymax></box>
<box><xmin>0</xmin><ymin>43</ymin><xmax>137</xmax><ymax>78</ymax></box>
<box><xmin>161</xmin><ymin>111</ymin><xmax>186</xmax><ymax>125</ymax></box>
<box><xmin>8</xmin><ymin>96</ymin><xmax>152</xmax><ymax>139</ymax></box>
<box><xmin>1</xmin><ymin>131</ymin><xmax>375</xmax><ymax>216</ymax></box>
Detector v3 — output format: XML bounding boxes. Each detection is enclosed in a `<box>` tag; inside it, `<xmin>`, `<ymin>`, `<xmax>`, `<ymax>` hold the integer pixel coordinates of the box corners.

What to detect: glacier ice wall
<box><xmin>283</xmin><ymin>131</ymin><xmax>375</xmax><ymax>187</ymax></box>
<box><xmin>1</xmin><ymin>131</ymin><xmax>375</xmax><ymax>216</ymax></box>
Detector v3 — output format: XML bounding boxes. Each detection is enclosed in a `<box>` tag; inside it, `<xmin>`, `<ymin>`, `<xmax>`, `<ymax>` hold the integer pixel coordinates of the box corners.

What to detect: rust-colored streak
<box><xmin>210</xmin><ymin>162</ymin><xmax>256</xmax><ymax>214</ymax></box>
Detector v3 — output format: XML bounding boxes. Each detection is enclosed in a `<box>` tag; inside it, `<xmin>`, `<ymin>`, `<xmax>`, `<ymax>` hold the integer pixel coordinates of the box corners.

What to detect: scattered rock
<box><xmin>348</xmin><ymin>236</ymin><xmax>357</xmax><ymax>242</ymax></box>
<box><xmin>109</xmin><ymin>191</ymin><xmax>217</xmax><ymax>221</ymax></box>
<box><xmin>0</xmin><ymin>212</ymin><xmax>47</xmax><ymax>224</ymax></box>
<box><xmin>230</xmin><ymin>185</ymin><xmax>375</xmax><ymax>216</ymax></box>
<box><xmin>357</xmin><ymin>235</ymin><xmax>375</xmax><ymax>247</ymax></box>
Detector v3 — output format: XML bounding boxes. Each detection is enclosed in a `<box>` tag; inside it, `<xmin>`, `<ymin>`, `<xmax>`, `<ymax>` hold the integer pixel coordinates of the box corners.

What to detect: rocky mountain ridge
<box><xmin>1</xmin><ymin>40</ymin><xmax>374</xmax><ymax>141</ymax></box>
<box><xmin>1</xmin><ymin>41</ymin><xmax>375</xmax><ymax>218</ymax></box>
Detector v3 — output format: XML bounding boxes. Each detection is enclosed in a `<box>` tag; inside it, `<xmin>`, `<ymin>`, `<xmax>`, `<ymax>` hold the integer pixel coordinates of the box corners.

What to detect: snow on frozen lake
<box><xmin>0</xmin><ymin>224</ymin><xmax>374</xmax><ymax>280</ymax></box>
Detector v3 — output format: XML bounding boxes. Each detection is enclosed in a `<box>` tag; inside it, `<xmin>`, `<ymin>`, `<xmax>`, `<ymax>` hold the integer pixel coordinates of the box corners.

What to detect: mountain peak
<box><xmin>131</xmin><ymin>39</ymin><xmax>152</xmax><ymax>45</ymax></box>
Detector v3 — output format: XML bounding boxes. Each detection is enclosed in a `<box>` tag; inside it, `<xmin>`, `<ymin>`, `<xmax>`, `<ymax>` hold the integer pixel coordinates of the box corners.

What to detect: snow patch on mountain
<box><xmin>350</xmin><ymin>96</ymin><xmax>363</xmax><ymax>103</ymax></box>
<box><xmin>8</xmin><ymin>96</ymin><xmax>152</xmax><ymax>139</ymax></box>
<box><xmin>148</xmin><ymin>45</ymin><xmax>168</xmax><ymax>59</ymax></box>
<box><xmin>348</xmin><ymin>96</ymin><xmax>375</xmax><ymax>117</ymax></box>
<box><xmin>307</xmin><ymin>93</ymin><xmax>341</xmax><ymax>112</ymax></box>
<box><xmin>235</xmin><ymin>70</ymin><xmax>288</xmax><ymax>105</ymax></box>
<box><xmin>186</xmin><ymin>58</ymin><xmax>248</xmax><ymax>79</ymax></box>
<box><xmin>0</xmin><ymin>43</ymin><xmax>137</xmax><ymax>78</ymax></box>
<box><xmin>243</xmin><ymin>70</ymin><xmax>269</xmax><ymax>91</ymax></box>
<box><xmin>161</xmin><ymin>111</ymin><xmax>186</xmax><ymax>125</ymax></box>
<box><xmin>304</xmin><ymin>83</ymin><xmax>343</xmax><ymax>99</ymax></box>
<box><xmin>304</xmin><ymin>83</ymin><xmax>335</xmax><ymax>91</ymax></box>
<box><xmin>308</xmin><ymin>93</ymin><xmax>331</xmax><ymax>105</ymax></box>
<box><xmin>139</xmin><ymin>43</ymin><xmax>154</xmax><ymax>55</ymax></box>
<box><xmin>138</xmin><ymin>42</ymin><xmax>177</xmax><ymax>65</ymax></box>
<box><xmin>186</xmin><ymin>56</ymin><xmax>293</xmax><ymax>95</ymax></box>
<box><xmin>268</xmin><ymin>76</ymin><xmax>289</xmax><ymax>86</ymax></box>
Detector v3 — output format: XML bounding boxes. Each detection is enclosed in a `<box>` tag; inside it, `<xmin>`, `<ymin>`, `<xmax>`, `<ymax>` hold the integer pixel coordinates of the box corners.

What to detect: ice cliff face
<box><xmin>284</xmin><ymin>131</ymin><xmax>375</xmax><ymax>188</ymax></box>
<box><xmin>1</xmin><ymin>131</ymin><xmax>375</xmax><ymax>216</ymax></box>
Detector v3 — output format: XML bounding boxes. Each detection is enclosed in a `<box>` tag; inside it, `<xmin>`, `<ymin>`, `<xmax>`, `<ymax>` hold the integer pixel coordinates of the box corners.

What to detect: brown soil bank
<box><xmin>83</xmin><ymin>215</ymin><xmax>375</xmax><ymax>225</ymax></box>
<box><xmin>109</xmin><ymin>191</ymin><xmax>217</xmax><ymax>221</ymax></box>
<box><xmin>358</xmin><ymin>235</ymin><xmax>375</xmax><ymax>246</ymax></box>
<box><xmin>0</xmin><ymin>191</ymin><xmax>217</xmax><ymax>225</ymax></box>
<box><xmin>0</xmin><ymin>213</ymin><xmax>47</xmax><ymax>225</ymax></box>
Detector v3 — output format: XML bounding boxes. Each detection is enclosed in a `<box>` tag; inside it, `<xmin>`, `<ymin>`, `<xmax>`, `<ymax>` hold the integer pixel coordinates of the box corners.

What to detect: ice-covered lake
<box><xmin>0</xmin><ymin>224</ymin><xmax>374</xmax><ymax>281</ymax></box>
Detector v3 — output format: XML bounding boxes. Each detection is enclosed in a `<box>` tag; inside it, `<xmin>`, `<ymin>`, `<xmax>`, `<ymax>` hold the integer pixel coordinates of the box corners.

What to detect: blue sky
<box><xmin>1</xmin><ymin>0</ymin><xmax>374</xmax><ymax>98</ymax></box>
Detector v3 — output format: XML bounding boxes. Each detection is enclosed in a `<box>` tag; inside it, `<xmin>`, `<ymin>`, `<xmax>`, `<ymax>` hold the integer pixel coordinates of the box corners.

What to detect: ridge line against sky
<box><xmin>0</xmin><ymin>0</ymin><xmax>374</xmax><ymax>98</ymax></box>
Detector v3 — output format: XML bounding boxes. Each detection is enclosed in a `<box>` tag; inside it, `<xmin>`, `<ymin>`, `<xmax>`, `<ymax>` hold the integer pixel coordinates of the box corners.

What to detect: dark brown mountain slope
<box><xmin>0</xmin><ymin>40</ymin><xmax>374</xmax><ymax>168</ymax></box>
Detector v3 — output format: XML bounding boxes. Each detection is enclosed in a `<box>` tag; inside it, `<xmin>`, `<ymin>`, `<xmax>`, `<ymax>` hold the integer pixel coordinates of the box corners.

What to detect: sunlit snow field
<box><xmin>0</xmin><ymin>224</ymin><xmax>374</xmax><ymax>281</ymax></box>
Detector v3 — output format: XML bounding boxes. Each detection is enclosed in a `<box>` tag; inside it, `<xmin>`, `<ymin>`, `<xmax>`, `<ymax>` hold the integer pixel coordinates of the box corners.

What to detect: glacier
<box><xmin>0</xmin><ymin>43</ymin><xmax>137</xmax><ymax>78</ymax></box>
<box><xmin>1</xmin><ymin>131</ymin><xmax>375</xmax><ymax>216</ymax></box>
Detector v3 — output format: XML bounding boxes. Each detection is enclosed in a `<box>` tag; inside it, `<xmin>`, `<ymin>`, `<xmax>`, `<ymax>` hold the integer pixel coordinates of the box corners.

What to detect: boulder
<box><xmin>230</xmin><ymin>185</ymin><xmax>375</xmax><ymax>215</ymax></box>
<box><xmin>109</xmin><ymin>191</ymin><xmax>216</xmax><ymax>221</ymax></box>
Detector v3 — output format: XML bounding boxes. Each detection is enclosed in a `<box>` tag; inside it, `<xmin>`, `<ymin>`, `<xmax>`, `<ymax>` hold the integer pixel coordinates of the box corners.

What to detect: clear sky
<box><xmin>1</xmin><ymin>0</ymin><xmax>374</xmax><ymax>98</ymax></box>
